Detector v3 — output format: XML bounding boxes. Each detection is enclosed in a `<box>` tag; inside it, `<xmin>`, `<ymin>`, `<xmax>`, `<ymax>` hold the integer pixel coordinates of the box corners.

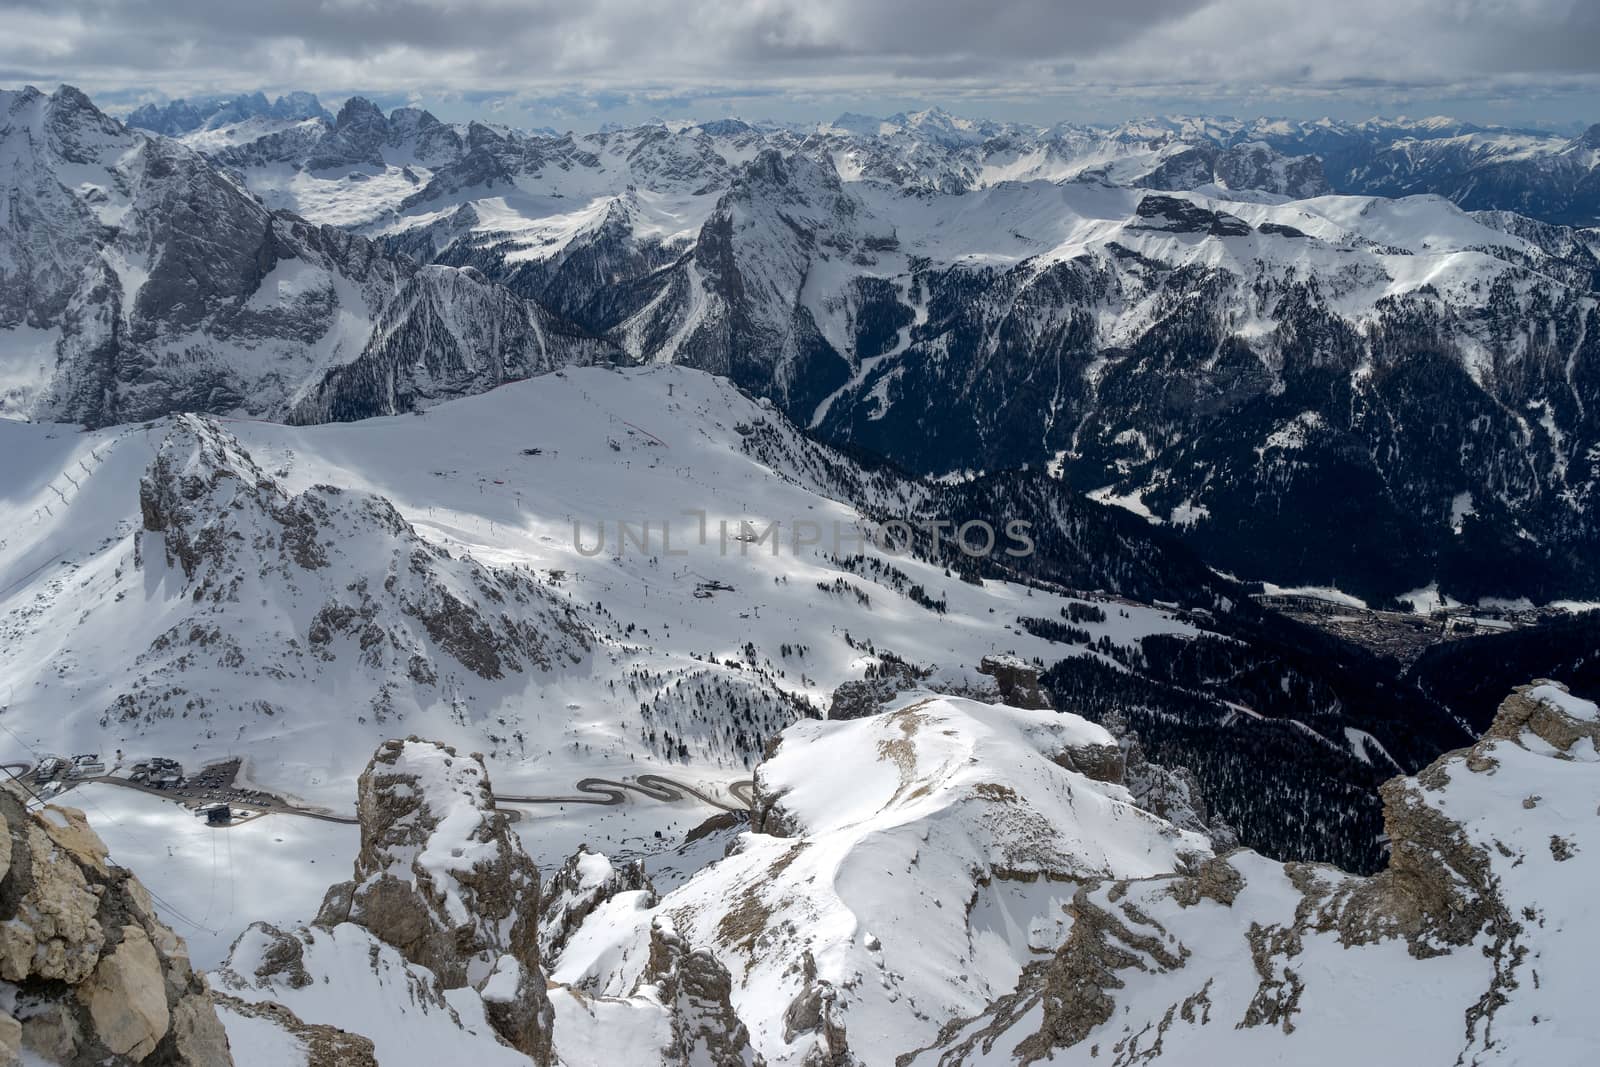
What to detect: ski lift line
<box><xmin>0</xmin><ymin>555</ymin><xmax>69</xmax><ymax>601</ymax></box>
<box><xmin>618</xmin><ymin>420</ymin><xmax>670</xmax><ymax>448</ymax></box>
<box><xmin>0</xmin><ymin>722</ymin><xmax>174</xmax><ymax>856</ymax></box>
<box><xmin>0</xmin><ymin>718</ymin><xmax>50</xmax><ymax>768</ymax></box>
<box><xmin>0</xmin><ymin>763</ymin><xmax>50</xmax><ymax>811</ymax></box>
<box><xmin>202</xmin><ymin>824</ymin><xmax>218</xmax><ymax>924</ymax></box>
<box><xmin>130</xmin><ymin>878</ymin><xmax>222</xmax><ymax>937</ymax></box>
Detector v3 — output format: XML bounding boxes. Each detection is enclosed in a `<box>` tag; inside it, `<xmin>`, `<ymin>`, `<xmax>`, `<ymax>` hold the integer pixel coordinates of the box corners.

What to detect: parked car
<box><xmin>130</xmin><ymin>757</ymin><xmax>183</xmax><ymax>786</ymax></box>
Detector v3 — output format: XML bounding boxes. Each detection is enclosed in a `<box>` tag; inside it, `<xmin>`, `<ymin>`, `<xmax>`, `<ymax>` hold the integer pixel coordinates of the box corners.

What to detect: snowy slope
<box><xmin>907</xmin><ymin>681</ymin><xmax>1600</xmax><ymax>1066</ymax></box>
<box><xmin>0</xmin><ymin>366</ymin><xmax>1206</xmax><ymax>813</ymax></box>
<box><xmin>581</xmin><ymin>692</ymin><xmax>1210</xmax><ymax>1066</ymax></box>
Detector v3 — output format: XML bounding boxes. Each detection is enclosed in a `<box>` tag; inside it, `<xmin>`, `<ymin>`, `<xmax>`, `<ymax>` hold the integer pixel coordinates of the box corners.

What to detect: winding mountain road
<box><xmin>496</xmin><ymin>774</ymin><xmax>755</xmax><ymax>813</ymax></box>
<box><xmin>8</xmin><ymin>758</ymin><xmax>753</xmax><ymax>826</ymax></box>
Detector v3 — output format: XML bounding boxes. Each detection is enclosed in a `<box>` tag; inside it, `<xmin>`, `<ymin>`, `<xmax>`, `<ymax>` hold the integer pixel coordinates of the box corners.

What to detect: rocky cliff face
<box><xmin>314</xmin><ymin>737</ymin><xmax>553</xmax><ymax>1062</ymax></box>
<box><xmin>636</xmin><ymin>918</ymin><xmax>763</xmax><ymax>1067</ymax></box>
<box><xmin>287</xmin><ymin>263</ymin><xmax>618</xmax><ymax>423</ymax></box>
<box><xmin>538</xmin><ymin>846</ymin><xmax>655</xmax><ymax>961</ymax></box>
<box><xmin>0</xmin><ymin>784</ymin><xmax>233</xmax><ymax>1065</ymax></box>
<box><xmin>0</xmin><ymin>86</ymin><xmax>408</xmax><ymax>426</ymax></box>
<box><xmin>0</xmin><ymin>86</ymin><xmax>609</xmax><ymax>428</ymax></box>
<box><xmin>908</xmin><ymin>680</ymin><xmax>1600</xmax><ymax>1066</ymax></box>
<box><xmin>122</xmin><ymin>414</ymin><xmax>590</xmax><ymax>729</ymax></box>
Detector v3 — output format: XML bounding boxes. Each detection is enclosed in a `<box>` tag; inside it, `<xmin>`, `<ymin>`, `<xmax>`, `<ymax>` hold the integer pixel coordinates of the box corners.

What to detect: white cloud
<box><xmin>1</xmin><ymin>0</ymin><xmax>1596</xmax><ymax>125</ymax></box>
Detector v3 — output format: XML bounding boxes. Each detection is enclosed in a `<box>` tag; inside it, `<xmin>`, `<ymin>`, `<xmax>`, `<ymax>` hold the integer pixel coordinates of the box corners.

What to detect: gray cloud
<box><xmin>1</xmin><ymin>0</ymin><xmax>1596</xmax><ymax>125</ymax></box>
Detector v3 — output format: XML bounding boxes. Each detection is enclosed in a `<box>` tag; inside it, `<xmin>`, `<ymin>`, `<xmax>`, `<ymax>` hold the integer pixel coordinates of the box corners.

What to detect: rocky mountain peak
<box><xmin>42</xmin><ymin>83</ymin><xmax>126</xmax><ymax>161</ymax></box>
<box><xmin>315</xmin><ymin>737</ymin><xmax>554</xmax><ymax>1062</ymax></box>
<box><xmin>124</xmin><ymin>414</ymin><xmax>590</xmax><ymax>728</ymax></box>
<box><xmin>387</xmin><ymin>105</ymin><xmax>442</xmax><ymax>137</ymax></box>
<box><xmin>333</xmin><ymin>95</ymin><xmax>385</xmax><ymax>131</ymax></box>
<box><xmin>126</xmin><ymin>90</ymin><xmax>331</xmax><ymax>134</ymax></box>
<box><xmin>538</xmin><ymin>847</ymin><xmax>655</xmax><ymax>961</ymax></box>
<box><xmin>740</xmin><ymin>146</ymin><xmax>843</xmax><ymax>199</ymax></box>
<box><xmin>636</xmin><ymin>917</ymin><xmax>762</xmax><ymax>1067</ymax></box>
<box><xmin>48</xmin><ymin>83</ymin><xmax>102</xmax><ymax>117</ymax></box>
<box><xmin>1569</xmin><ymin>122</ymin><xmax>1600</xmax><ymax>151</ymax></box>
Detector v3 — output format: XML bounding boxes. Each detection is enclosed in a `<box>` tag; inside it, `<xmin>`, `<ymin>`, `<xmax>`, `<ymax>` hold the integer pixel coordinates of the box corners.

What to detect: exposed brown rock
<box><xmin>780</xmin><ymin>950</ymin><xmax>853</xmax><ymax>1067</ymax></box>
<box><xmin>977</xmin><ymin>655</ymin><xmax>1053</xmax><ymax>711</ymax></box>
<box><xmin>0</xmin><ymin>784</ymin><xmax>234</xmax><ymax>1065</ymax></box>
<box><xmin>316</xmin><ymin>737</ymin><xmax>553</xmax><ymax>1063</ymax></box>
<box><xmin>639</xmin><ymin>918</ymin><xmax>764</xmax><ymax>1066</ymax></box>
<box><xmin>1020</xmin><ymin>887</ymin><xmax>1189</xmax><ymax>1060</ymax></box>
<box><xmin>214</xmin><ymin>994</ymin><xmax>378</xmax><ymax>1067</ymax></box>
<box><xmin>907</xmin><ymin>679</ymin><xmax>1598</xmax><ymax>1065</ymax></box>
<box><xmin>1480</xmin><ymin>679</ymin><xmax>1600</xmax><ymax>757</ymax></box>
<box><xmin>1048</xmin><ymin>741</ymin><xmax>1125</xmax><ymax>785</ymax></box>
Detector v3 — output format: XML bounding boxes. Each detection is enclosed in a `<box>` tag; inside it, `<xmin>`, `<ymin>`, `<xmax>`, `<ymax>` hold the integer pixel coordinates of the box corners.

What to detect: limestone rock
<box><xmin>214</xmin><ymin>994</ymin><xmax>379</xmax><ymax>1067</ymax></box>
<box><xmin>0</xmin><ymin>784</ymin><xmax>234</xmax><ymax>1065</ymax></box>
<box><xmin>780</xmin><ymin>951</ymin><xmax>852</xmax><ymax>1067</ymax></box>
<box><xmin>827</xmin><ymin>658</ymin><xmax>929</xmax><ymax>721</ymax></box>
<box><xmin>81</xmin><ymin>926</ymin><xmax>170</xmax><ymax>1060</ymax></box>
<box><xmin>905</xmin><ymin>680</ymin><xmax>1600</xmax><ymax>1065</ymax></box>
<box><xmin>0</xmin><ymin>1012</ymin><xmax>20</xmax><ymax>1066</ymax></box>
<box><xmin>639</xmin><ymin>918</ymin><xmax>763</xmax><ymax>1067</ymax></box>
<box><xmin>977</xmin><ymin>654</ymin><xmax>1053</xmax><ymax>711</ymax></box>
<box><xmin>320</xmin><ymin>737</ymin><xmax>553</xmax><ymax>1063</ymax></box>
<box><xmin>539</xmin><ymin>846</ymin><xmax>656</xmax><ymax>961</ymax></box>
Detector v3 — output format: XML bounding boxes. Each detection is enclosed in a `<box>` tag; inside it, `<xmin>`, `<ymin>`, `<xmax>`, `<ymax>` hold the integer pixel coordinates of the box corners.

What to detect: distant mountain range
<box><xmin>5</xmin><ymin>84</ymin><xmax>1599</xmax><ymax>605</ymax></box>
<box><xmin>125</xmin><ymin>89</ymin><xmax>331</xmax><ymax>135</ymax></box>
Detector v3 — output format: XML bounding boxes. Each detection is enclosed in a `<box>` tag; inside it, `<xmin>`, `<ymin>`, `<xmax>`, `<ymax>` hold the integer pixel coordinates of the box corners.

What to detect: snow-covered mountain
<box><xmin>0</xmin><ymin>365</ymin><xmax>1232</xmax><ymax>803</ymax></box>
<box><xmin>548</xmin><ymin>691</ymin><xmax>1210</xmax><ymax>1066</ymax></box>
<box><xmin>1242</xmin><ymin>115</ymin><xmax>1600</xmax><ymax>227</ymax></box>
<box><xmin>7</xmin><ymin>84</ymin><xmax>1599</xmax><ymax>603</ymax></box>
<box><xmin>159</xmin><ymin>91</ymin><xmax>1599</xmax><ymax>604</ymax></box>
<box><xmin>0</xmin><ymin>360</ymin><xmax>1492</xmax><ymax>889</ymax></box>
<box><xmin>5</xmin><ymin>81</ymin><xmax>1600</xmax><ymax>1067</ymax></box>
<box><xmin>126</xmin><ymin>90</ymin><xmax>331</xmax><ymax>137</ymax></box>
<box><xmin>393</xmin><ymin>135</ymin><xmax>1600</xmax><ymax>603</ymax></box>
<box><xmin>907</xmin><ymin>680</ymin><xmax>1600</xmax><ymax>1066</ymax></box>
<box><xmin>0</xmin><ymin>86</ymin><xmax>610</xmax><ymax>427</ymax></box>
<box><xmin>206</xmin><ymin>677</ymin><xmax>1600</xmax><ymax>1066</ymax></box>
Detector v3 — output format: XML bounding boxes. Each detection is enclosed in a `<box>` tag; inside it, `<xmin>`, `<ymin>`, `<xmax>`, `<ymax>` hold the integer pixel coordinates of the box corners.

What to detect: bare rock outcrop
<box><xmin>781</xmin><ymin>950</ymin><xmax>855</xmax><ymax>1067</ymax></box>
<box><xmin>539</xmin><ymin>845</ymin><xmax>656</xmax><ymax>961</ymax></box>
<box><xmin>314</xmin><ymin>737</ymin><xmax>553</xmax><ymax>1063</ymax></box>
<box><xmin>906</xmin><ymin>680</ymin><xmax>1600</xmax><ymax>1066</ymax></box>
<box><xmin>0</xmin><ymin>783</ymin><xmax>233</xmax><ymax>1065</ymax></box>
<box><xmin>1105</xmin><ymin>710</ymin><xmax>1239</xmax><ymax>848</ymax></box>
<box><xmin>638</xmin><ymin>918</ymin><xmax>763</xmax><ymax>1067</ymax></box>
<box><xmin>212</xmin><ymin>993</ymin><xmax>378</xmax><ymax>1067</ymax></box>
<box><xmin>827</xmin><ymin>658</ymin><xmax>930</xmax><ymax>721</ymax></box>
<box><xmin>976</xmin><ymin>654</ymin><xmax>1053</xmax><ymax>711</ymax></box>
<box><xmin>828</xmin><ymin>654</ymin><xmax>1053</xmax><ymax>721</ymax></box>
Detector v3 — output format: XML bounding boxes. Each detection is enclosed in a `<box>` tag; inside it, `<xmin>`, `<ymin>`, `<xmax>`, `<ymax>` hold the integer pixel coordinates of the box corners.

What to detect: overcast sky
<box><xmin>3</xmin><ymin>0</ymin><xmax>1598</xmax><ymax>131</ymax></box>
